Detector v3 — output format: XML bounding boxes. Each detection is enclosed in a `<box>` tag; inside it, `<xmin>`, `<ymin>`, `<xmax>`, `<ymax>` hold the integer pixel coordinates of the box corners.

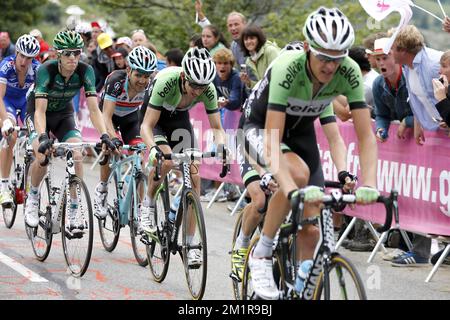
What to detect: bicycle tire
<box><xmin>241</xmin><ymin>235</ymin><xmax>259</xmax><ymax>300</ymax></box>
<box><xmin>181</xmin><ymin>190</ymin><xmax>207</xmax><ymax>300</ymax></box>
<box><xmin>61</xmin><ymin>176</ymin><xmax>94</xmax><ymax>277</ymax></box>
<box><xmin>314</xmin><ymin>253</ymin><xmax>367</xmax><ymax>300</ymax></box>
<box><xmin>147</xmin><ymin>180</ymin><xmax>170</xmax><ymax>282</ymax></box>
<box><xmin>23</xmin><ymin>158</ymin><xmax>33</xmax><ymax>240</ymax></box>
<box><xmin>98</xmin><ymin>172</ymin><xmax>120</xmax><ymax>252</ymax></box>
<box><xmin>27</xmin><ymin>176</ymin><xmax>53</xmax><ymax>262</ymax></box>
<box><xmin>129</xmin><ymin>173</ymin><xmax>148</xmax><ymax>267</ymax></box>
<box><xmin>2</xmin><ymin>189</ymin><xmax>17</xmax><ymax>229</ymax></box>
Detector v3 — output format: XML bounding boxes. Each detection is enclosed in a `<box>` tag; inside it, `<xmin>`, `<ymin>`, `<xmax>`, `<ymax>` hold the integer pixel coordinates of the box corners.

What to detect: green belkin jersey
<box><xmin>244</xmin><ymin>50</ymin><xmax>367</xmax><ymax>134</ymax></box>
<box><xmin>148</xmin><ymin>67</ymin><xmax>219</xmax><ymax>114</ymax></box>
<box><xmin>34</xmin><ymin>60</ymin><xmax>97</xmax><ymax>112</ymax></box>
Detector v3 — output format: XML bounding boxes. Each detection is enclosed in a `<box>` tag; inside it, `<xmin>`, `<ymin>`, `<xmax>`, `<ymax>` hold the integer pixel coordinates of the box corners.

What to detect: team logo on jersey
<box><xmin>204</xmin><ymin>86</ymin><xmax>214</xmax><ymax>101</ymax></box>
<box><xmin>278</xmin><ymin>60</ymin><xmax>302</xmax><ymax>90</ymax></box>
<box><xmin>158</xmin><ymin>77</ymin><xmax>177</xmax><ymax>98</ymax></box>
<box><xmin>285</xmin><ymin>98</ymin><xmax>332</xmax><ymax>116</ymax></box>
<box><xmin>338</xmin><ymin>65</ymin><xmax>360</xmax><ymax>89</ymax></box>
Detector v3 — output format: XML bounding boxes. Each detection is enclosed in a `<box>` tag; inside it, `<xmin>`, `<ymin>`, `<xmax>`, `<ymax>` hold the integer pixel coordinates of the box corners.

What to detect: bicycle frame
<box><xmin>107</xmin><ymin>146</ymin><xmax>146</xmax><ymax>227</ymax></box>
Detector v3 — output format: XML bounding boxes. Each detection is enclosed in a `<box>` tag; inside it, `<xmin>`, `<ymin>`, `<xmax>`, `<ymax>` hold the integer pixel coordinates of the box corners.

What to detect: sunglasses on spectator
<box><xmin>132</xmin><ymin>29</ymin><xmax>145</xmax><ymax>35</ymax></box>
<box><xmin>58</xmin><ymin>49</ymin><xmax>82</xmax><ymax>57</ymax></box>
<box><xmin>188</xmin><ymin>81</ymin><xmax>208</xmax><ymax>90</ymax></box>
<box><xmin>309</xmin><ymin>46</ymin><xmax>347</xmax><ymax>63</ymax></box>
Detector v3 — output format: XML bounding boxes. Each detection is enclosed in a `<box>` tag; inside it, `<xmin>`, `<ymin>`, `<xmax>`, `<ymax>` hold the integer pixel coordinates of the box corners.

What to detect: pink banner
<box><xmin>316</xmin><ymin>120</ymin><xmax>450</xmax><ymax>236</ymax></box>
<box><xmin>191</xmin><ymin>103</ymin><xmax>450</xmax><ymax>236</ymax></box>
<box><xmin>190</xmin><ymin>103</ymin><xmax>243</xmax><ymax>185</ymax></box>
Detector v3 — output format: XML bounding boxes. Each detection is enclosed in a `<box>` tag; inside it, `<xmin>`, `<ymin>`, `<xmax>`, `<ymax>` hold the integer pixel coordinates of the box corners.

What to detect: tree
<box><xmin>2</xmin><ymin>0</ymin><xmax>48</xmax><ymax>41</ymax></box>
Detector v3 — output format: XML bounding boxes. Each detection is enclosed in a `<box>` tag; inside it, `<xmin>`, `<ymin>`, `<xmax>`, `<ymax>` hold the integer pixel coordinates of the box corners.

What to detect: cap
<box><xmin>371</xmin><ymin>37</ymin><xmax>390</xmax><ymax>56</ymax></box>
<box><xmin>30</xmin><ymin>29</ymin><xmax>42</xmax><ymax>38</ymax></box>
<box><xmin>112</xmin><ymin>47</ymin><xmax>128</xmax><ymax>58</ymax></box>
<box><xmin>91</xmin><ymin>21</ymin><xmax>102</xmax><ymax>29</ymax></box>
<box><xmin>116</xmin><ymin>37</ymin><xmax>132</xmax><ymax>48</ymax></box>
<box><xmin>97</xmin><ymin>33</ymin><xmax>113</xmax><ymax>50</ymax></box>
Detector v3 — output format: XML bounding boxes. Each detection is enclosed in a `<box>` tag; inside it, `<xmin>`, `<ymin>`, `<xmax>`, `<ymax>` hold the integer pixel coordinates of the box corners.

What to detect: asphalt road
<box><xmin>1</xmin><ymin>159</ymin><xmax>450</xmax><ymax>300</ymax></box>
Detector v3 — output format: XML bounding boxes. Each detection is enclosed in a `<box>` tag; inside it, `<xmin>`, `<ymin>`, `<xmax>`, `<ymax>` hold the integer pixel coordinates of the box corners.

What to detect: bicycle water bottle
<box><xmin>295</xmin><ymin>259</ymin><xmax>313</xmax><ymax>294</ymax></box>
<box><xmin>51</xmin><ymin>187</ymin><xmax>62</xmax><ymax>233</ymax></box>
<box><xmin>169</xmin><ymin>195</ymin><xmax>181</xmax><ymax>223</ymax></box>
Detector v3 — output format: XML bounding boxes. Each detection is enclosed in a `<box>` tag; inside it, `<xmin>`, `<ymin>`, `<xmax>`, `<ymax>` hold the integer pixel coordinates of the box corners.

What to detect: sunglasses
<box><xmin>132</xmin><ymin>29</ymin><xmax>145</xmax><ymax>35</ymax></box>
<box><xmin>309</xmin><ymin>46</ymin><xmax>347</xmax><ymax>64</ymax></box>
<box><xmin>188</xmin><ymin>81</ymin><xmax>208</xmax><ymax>90</ymax></box>
<box><xmin>58</xmin><ymin>49</ymin><xmax>82</xmax><ymax>57</ymax></box>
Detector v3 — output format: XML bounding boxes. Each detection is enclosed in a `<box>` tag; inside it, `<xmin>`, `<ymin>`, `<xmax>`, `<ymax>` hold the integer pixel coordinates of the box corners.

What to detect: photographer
<box><xmin>432</xmin><ymin>50</ymin><xmax>450</xmax><ymax>127</ymax></box>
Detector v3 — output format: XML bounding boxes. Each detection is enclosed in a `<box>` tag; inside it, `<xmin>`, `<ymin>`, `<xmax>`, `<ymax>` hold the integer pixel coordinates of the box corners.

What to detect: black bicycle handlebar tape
<box><xmin>99</xmin><ymin>154</ymin><xmax>109</xmax><ymax>166</ymax></box>
<box><xmin>40</xmin><ymin>155</ymin><xmax>50</xmax><ymax>167</ymax></box>
<box><xmin>324</xmin><ymin>181</ymin><xmax>344</xmax><ymax>189</ymax></box>
<box><xmin>153</xmin><ymin>152</ymin><xmax>163</xmax><ymax>181</ymax></box>
<box><xmin>219</xmin><ymin>148</ymin><xmax>229</xmax><ymax>178</ymax></box>
<box><xmin>375</xmin><ymin>192</ymin><xmax>396</xmax><ymax>233</ymax></box>
<box><xmin>257</xmin><ymin>194</ymin><xmax>270</xmax><ymax>214</ymax></box>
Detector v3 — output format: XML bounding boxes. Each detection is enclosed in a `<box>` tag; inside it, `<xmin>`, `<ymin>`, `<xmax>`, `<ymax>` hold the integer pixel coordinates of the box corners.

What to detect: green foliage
<box><xmin>2</xmin><ymin>0</ymin><xmax>48</xmax><ymax>40</ymax></box>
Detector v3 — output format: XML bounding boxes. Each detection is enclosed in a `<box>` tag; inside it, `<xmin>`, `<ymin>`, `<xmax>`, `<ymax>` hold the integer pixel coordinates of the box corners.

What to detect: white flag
<box><xmin>359</xmin><ymin>0</ymin><xmax>413</xmax><ymax>21</ymax></box>
<box><xmin>359</xmin><ymin>0</ymin><xmax>413</xmax><ymax>53</ymax></box>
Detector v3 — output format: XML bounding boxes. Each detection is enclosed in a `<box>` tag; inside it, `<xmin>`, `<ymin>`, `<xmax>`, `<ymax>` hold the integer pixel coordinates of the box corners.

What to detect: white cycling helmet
<box><xmin>182</xmin><ymin>47</ymin><xmax>216</xmax><ymax>85</ymax></box>
<box><xmin>16</xmin><ymin>34</ymin><xmax>40</xmax><ymax>58</ymax></box>
<box><xmin>126</xmin><ymin>45</ymin><xmax>157</xmax><ymax>74</ymax></box>
<box><xmin>303</xmin><ymin>7</ymin><xmax>354</xmax><ymax>51</ymax></box>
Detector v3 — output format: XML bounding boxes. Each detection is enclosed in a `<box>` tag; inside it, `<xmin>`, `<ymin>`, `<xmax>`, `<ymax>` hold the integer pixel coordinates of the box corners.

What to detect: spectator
<box><xmin>91</xmin><ymin>21</ymin><xmax>103</xmax><ymax>44</ymax></box>
<box><xmin>391</xmin><ymin>25</ymin><xmax>443</xmax><ymax>144</ymax></box>
<box><xmin>239</xmin><ymin>24</ymin><xmax>280</xmax><ymax>89</ymax></box>
<box><xmin>189</xmin><ymin>34</ymin><xmax>203</xmax><ymax>48</ymax></box>
<box><xmin>372</xmin><ymin>37</ymin><xmax>414</xmax><ymax>142</ymax></box>
<box><xmin>363</xmin><ymin>31</ymin><xmax>388</xmax><ymax>70</ymax></box>
<box><xmin>443</xmin><ymin>16</ymin><xmax>450</xmax><ymax>33</ymax></box>
<box><xmin>0</xmin><ymin>32</ymin><xmax>15</xmax><ymax>61</ymax></box>
<box><xmin>389</xmin><ymin>25</ymin><xmax>443</xmax><ymax>267</ymax></box>
<box><xmin>91</xmin><ymin>32</ymin><xmax>116</xmax><ymax>92</ymax></box>
<box><xmin>165</xmin><ymin>48</ymin><xmax>184</xmax><ymax>67</ymax></box>
<box><xmin>201</xmin><ymin>25</ymin><xmax>228</xmax><ymax>56</ymax></box>
<box><xmin>112</xmin><ymin>47</ymin><xmax>128</xmax><ymax>70</ymax></box>
<box><xmin>131</xmin><ymin>29</ymin><xmax>147</xmax><ymax>48</ymax></box>
<box><xmin>349</xmin><ymin>46</ymin><xmax>379</xmax><ymax>109</ymax></box>
<box><xmin>40</xmin><ymin>47</ymin><xmax>57</xmax><ymax>63</ymax></box>
<box><xmin>195</xmin><ymin>1</ymin><xmax>247</xmax><ymax>66</ymax></box>
<box><xmin>29</xmin><ymin>29</ymin><xmax>50</xmax><ymax>62</ymax></box>
<box><xmin>432</xmin><ymin>50</ymin><xmax>450</xmax><ymax>127</ymax></box>
<box><xmin>116</xmin><ymin>37</ymin><xmax>132</xmax><ymax>52</ymax></box>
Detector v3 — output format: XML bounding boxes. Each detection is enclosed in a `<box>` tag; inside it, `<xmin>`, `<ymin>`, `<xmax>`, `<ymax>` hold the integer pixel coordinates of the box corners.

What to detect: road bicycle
<box><xmin>242</xmin><ymin>183</ymin><xmax>397</xmax><ymax>300</ymax></box>
<box><xmin>25</xmin><ymin>142</ymin><xmax>96</xmax><ymax>277</ymax></box>
<box><xmin>97</xmin><ymin>143</ymin><xmax>149</xmax><ymax>266</ymax></box>
<box><xmin>146</xmin><ymin>148</ymin><xmax>228</xmax><ymax>300</ymax></box>
<box><xmin>0</xmin><ymin>126</ymin><xmax>30</xmax><ymax>228</ymax></box>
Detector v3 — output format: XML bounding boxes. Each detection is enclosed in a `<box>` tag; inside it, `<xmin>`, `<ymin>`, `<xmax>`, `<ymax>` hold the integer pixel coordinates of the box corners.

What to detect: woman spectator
<box><xmin>432</xmin><ymin>50</ymin><xmax>450</xmax><ymax>127</ymax></box>
<box><xmin>239</xmin><ymin>24</ymin><xmax>280</xmax><ymax>89</ymax></box>
<box><xmin>201</xmin><ymin>25</ymin><xmax>228</xmax><ymax>56</ymax></box>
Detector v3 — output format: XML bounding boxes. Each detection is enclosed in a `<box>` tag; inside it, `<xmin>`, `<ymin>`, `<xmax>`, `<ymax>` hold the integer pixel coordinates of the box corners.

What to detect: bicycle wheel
<box><xmin>26</xmin><ymin>176</ymin><xmax>53</xmax><ymax>261</ymax></box>
<box><xmin>147</xmin><ymin>181</ymin><xmax>170</xmax><ymax>282</ymax></box>
<box><xmin>314</xmin><ymin>253</ymin><xmax>367</xmax><ymax>300</ymax></box>
<box><xmin>241</xmin><ymin>235</ymin><xmax>259</xmax><ymax>300</ymax></box>
<box><xmin>98</xmin><ymin>172</ymin><xmax>120</xmax><ymax>252</ymax></box>
<box><xmin>129</xmin><ymin>173</ymin><xmax>148</xmax><ymax>267</ymax></box>
<box><xmin>181</xmin><ymin>190</ymin><xmax>207</xmax><ymax>300</ymax></box>
<box><xmin>61</xmin><ymin>176</ymin><xmax>93</xmax><ymax>277</ymax></box>
<box><xmin>230</xmin><ymin>208</ymin><xmax>264</xmax><ymax>300</ymax></box>
<box><xmin>2</xmin><ymin>144</ymin><xmax>22</xmax><ymax>228</ymax></box>
<box><xmin>23</xmin><ymin>157</ymin><xmax>33</xmax><ymax>240</ymax></box>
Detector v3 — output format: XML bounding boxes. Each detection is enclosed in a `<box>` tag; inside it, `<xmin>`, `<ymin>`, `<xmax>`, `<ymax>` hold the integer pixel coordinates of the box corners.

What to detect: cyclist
<box><xmin>243</xmin><ymin>7</ymin><xmax>379</xmax><ymax>300</ymax></box>
<box><xmin>93</xmin><ymin>45</ymin><xmax>158</xmax><ymax>219</ymax></box>
<box><xmin>0</xmin><ymin>34</ymin><xmax>40</xmax><ymax>205</ymax></box>
<box><xmin>140</xmin><ymin>47</ymin><xmax>227</xmax><ymax>266</ymax></box>
<box><xmin>24</xmin><ymin>30</ymin><xmax>116</xmax><ymax>232</ymax></box>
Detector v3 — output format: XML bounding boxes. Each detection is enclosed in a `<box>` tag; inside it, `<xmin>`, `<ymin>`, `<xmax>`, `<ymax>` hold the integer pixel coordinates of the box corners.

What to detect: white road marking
<box><xmin>0</xmin><ymin>251</ymin><xmax>48</xmax><ymax>282</ymax></box>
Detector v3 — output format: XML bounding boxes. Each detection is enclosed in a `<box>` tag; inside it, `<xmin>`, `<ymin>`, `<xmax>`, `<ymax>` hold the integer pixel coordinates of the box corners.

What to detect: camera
<box><xmin>240</xmin><ymin>64</ymin><xmax>247</xmax><ymax>73</ymax></box>
<box><xmin>439</xmin><ymin>77</ymin><xmax>445</xmax><ymax>84</ymax></box>
<box><xmin>218</xmin><ymin>96</ymin><xmax>226</xmax><ymax>103</ymax></box>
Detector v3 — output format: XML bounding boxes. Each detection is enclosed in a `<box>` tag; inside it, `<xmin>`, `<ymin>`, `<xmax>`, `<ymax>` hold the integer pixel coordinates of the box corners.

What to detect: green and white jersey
<box><xmin>148</xmin><ymin>67</ymin><xmax>219</xmax><ymax>114</ymax></box>
<box><xmin>244</xmin><ymin>50</ymin><xmax>367</xmax><ymax>134</ymax></box>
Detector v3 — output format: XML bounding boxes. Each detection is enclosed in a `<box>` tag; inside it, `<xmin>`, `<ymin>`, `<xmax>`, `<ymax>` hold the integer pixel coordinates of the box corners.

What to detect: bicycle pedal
<box><xmin>229</xmin><ymin>272</ymin><xmax>241</xmax><ymax>283</ymax></box>
<box><xmin>140</xmin><ymin>234</ymin><xmax>151</xmax><ymax>246</ymax></box>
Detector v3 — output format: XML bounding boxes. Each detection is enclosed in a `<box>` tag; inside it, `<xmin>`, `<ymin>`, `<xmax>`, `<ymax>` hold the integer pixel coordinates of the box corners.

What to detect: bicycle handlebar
<box><xmin>39</xmin><ymin>142</ymin><xmax>99</xmax><ymax>167</ymax></box>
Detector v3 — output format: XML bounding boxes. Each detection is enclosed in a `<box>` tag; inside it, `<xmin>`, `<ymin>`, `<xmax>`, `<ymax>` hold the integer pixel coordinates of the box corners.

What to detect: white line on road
<box><xmin>0</xmin><ymin>251</ymin><xmax>48</xmax><ymax>282</ymax></box>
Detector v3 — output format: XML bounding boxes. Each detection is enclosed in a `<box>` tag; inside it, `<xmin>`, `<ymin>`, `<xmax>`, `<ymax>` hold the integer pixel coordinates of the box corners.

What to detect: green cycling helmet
<box><xmin>53</xmin><ymin>30</ymin><xmax>84</xmax><ymax>50</ymax></box>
